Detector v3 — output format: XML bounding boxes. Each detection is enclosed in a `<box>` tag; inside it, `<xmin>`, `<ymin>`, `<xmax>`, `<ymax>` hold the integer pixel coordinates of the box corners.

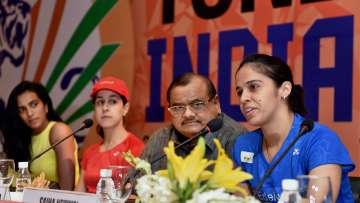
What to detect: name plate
<box><xmin>23</xmin><ymin>187</ymin><xmax>99</xmax><ymax>203</ymax></box>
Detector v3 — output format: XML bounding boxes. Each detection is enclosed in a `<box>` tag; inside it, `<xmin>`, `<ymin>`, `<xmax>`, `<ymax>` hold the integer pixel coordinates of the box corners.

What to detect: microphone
<box><xmin>253</xmin><ymin>119</ymin><xmax>314</xmax><ymax>196</ymax></box>
<box><xmin>298</xmin><ymin>119</ymin><xmax>314</xmax><ymax>135</ymax></box>
<box><xmin>29</xmin><ymin>118</ymin><xmax>93</xmax><ymax>163</ymax></box>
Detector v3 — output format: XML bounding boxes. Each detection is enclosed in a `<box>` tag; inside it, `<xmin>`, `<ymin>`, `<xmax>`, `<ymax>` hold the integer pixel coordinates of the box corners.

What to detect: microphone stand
<box><xmin>150</xmin><ymin>126</ymin><xmax>210</xmax><ymax>165</ymax></box>
<box><xmin>123</xmin><ymin>117</ymin><xmax>223</xmax><ymax>193</ymax></box>
<box><xmin>124</xmin><ymin>122</ymin><xmax>221</xmax><ymax>190</ymax></box>
<box><xmin>254</xmin><ymin>120</ymin><xmax>313</xmax><ymax>195</ymax></box>
<box><xmin>126</xmin><ymin>127</ymin><xmax>210</xmax><ymax>183</ymax></box>
<box><xmin>29</xmin><ymin>124</ymin><xmax>90</xmax><ymax>164</ymax></box>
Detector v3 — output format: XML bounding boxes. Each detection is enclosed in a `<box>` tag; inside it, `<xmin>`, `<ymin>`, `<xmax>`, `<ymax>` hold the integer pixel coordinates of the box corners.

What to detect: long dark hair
<box><xmin>3</xmin><ymin>81</ymin><xmax>62</xmax><ymax>163</ymax></box>
<box><xmin>236</xmin><ymin>53</ymin><xmax>307</xmax><ymax>116</ymax></box>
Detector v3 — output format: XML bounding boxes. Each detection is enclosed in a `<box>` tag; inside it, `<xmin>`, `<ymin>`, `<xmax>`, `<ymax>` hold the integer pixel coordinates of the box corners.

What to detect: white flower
<box><xmin>186</xmin><ymin>188</ymin><xmax>260</xmax><ymax>203</ymax></box>
<box><xmin>124</xmin><ymin>138</ymin><xmax>259</xmax><ymax>203</ymax></box>
<box><xmin>123</xmin><ymin>151</ymin><xmax>152</xmax><ymax>175</ymax></box>
<box><xmin>186</xmin><ymin>188</ymin><xmax>238</xmax><ymax>203</ymax></box>
<box><xmin>135</xmin><ymin>159</ymin><xmax>151</xmax><ymax>175</ymax></box>
<box><xmin>135</xmin><ymin>175</ymin><xmax>177</xmax><ymax>203</ymax></box>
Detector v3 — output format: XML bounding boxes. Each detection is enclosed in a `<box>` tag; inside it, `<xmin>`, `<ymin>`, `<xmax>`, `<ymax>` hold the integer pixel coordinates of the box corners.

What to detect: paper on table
<box><xmin>10</xmin><ymin>192</ymin><xmax>23</xmax><ymax>202</ymax></box>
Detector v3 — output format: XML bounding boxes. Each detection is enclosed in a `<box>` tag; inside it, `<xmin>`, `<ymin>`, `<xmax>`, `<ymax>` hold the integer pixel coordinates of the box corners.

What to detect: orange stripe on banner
<box><xmin>33</xmin><ymin>0</ymin><xmax>66</xmax><ymax>82</ymax></box>
<box><xmin>21</xmin><ymin>0</ymin><xmax>41</xmax><ymax>81</ymax></box>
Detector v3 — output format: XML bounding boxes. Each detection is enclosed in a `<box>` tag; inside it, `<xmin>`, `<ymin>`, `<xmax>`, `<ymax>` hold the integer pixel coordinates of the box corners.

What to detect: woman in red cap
<box><xmin>75</xmin><ymin>76</ymin><xmax>144</xmax><ymax>193</ymax></box>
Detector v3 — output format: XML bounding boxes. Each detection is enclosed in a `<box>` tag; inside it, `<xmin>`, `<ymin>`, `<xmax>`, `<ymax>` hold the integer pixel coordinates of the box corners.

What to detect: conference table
<box><xmin>0</xmin><ymin>192</ymin><xmax>137</xmax><ymax>203</ymax></box>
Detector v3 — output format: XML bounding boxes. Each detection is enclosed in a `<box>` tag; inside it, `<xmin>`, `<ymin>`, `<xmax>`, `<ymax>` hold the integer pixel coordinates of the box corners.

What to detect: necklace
<box><xmin>263</xmin><ymin>139</ymin><xmax>273</xmax><ymax>162</ymax></box>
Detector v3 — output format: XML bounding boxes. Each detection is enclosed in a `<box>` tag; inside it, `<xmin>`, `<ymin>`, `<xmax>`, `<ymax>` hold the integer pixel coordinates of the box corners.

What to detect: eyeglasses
<box><xmin>167</xmin><ymin>98</ymin><xmax>213</xmax><ymax>116</ymax></box>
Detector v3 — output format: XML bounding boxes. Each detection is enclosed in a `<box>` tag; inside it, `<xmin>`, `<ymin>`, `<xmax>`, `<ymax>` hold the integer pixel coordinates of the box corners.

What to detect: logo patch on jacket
<box><xmin>240</xmin><ymin>151</ymin><xmax>254</xmax><ymax>163</ymax></box>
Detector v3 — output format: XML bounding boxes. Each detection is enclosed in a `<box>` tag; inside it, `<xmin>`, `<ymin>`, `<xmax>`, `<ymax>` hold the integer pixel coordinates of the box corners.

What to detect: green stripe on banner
<box><xmin>46</xmin><ymin>0</ymin><xmax>118</xmax><ymax>91</ymax></box>
<box><xmin>65</xmin><ymin>100</ymin><xmax>93</xmax><ymax>124</ymax></box>
<box><xmin>56</xmin><ymin>44</ymin><xmax>119</xmax><ymax>115</ymax></box>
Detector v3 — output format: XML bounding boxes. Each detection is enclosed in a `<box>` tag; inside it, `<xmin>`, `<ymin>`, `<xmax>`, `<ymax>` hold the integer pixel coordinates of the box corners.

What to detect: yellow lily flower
<box><xmin>157</xmin><ymin>138</ymin><xmax>213</xmax><ymax>189</ymax></box>
<box><xmin>208</xmin><ymin>139</ymin><xmax>253</xmax><ymax>195</ymax></box>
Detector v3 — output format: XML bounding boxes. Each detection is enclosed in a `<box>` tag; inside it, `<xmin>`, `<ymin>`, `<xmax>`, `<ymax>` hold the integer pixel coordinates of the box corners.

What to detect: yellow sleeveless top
<box><xmin>30</xmin><ymin>121</ymin><xmax>80</xmax><ymax>185</ymax></box>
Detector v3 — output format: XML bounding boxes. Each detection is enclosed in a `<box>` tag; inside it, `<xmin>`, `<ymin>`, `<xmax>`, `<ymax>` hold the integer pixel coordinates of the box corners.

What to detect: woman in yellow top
<box><xmin>3</xmin><ymin>81</ymin><xmax>79</xmax><ymax>190</ymax></box>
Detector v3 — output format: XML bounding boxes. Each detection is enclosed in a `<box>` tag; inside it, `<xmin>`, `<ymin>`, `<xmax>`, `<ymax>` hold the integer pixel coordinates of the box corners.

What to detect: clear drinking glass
<box><xmin>297</xmin><ymin>175</ymin><xmax>333</xmax><ymax>203</ymax></box>
<box><xmin>108</xmin><ymin>165</ymin><xmax>132</xmax><ymax>203</ymax></box>
<box><xmin>0</xmin><ymin>159</ymin><xmax>15</xmax><ymax>200</ymax></box>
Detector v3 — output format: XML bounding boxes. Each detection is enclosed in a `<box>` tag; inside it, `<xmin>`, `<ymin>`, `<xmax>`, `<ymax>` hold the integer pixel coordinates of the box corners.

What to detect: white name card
<box><xmin>23</xmin><ymin>187</ymin><xmax>99</xmax><ymax>203</ymax></box>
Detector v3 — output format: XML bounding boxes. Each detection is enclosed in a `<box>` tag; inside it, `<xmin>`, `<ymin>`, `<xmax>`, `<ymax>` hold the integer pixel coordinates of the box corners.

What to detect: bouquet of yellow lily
<box><xmin>124</xmin><ymin>137</ymin><xmax>259</xmax><ymax>203</ymax></box>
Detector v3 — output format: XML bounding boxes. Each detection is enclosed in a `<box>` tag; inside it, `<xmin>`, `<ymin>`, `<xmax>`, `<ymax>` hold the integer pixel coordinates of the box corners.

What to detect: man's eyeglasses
<box><xmin>167</xmin><ymin>98</ymin><xmax>213</xmax><ymax>116</ymax></box>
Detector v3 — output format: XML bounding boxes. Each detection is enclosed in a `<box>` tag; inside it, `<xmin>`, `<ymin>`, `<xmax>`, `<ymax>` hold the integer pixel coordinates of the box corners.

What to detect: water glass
<box><xmin>0</xmin><ymin>159</ymin><xmax>15</xmax><ymax>200</ymax></box>
<box><xmin>297</xmin><ymin>175</ymin><xmax>333</xmax><ymax>203</ymax></box>
<box><xmin>108</xmin><ymin>165</ymin><xmax>132</xmax><ymax>203</ymax></box>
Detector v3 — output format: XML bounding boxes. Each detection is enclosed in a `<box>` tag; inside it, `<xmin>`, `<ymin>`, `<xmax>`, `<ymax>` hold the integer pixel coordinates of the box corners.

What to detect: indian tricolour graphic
<box><xmin>0</xmin><ymin>0</ymin><xmax>134</xmax><ymax>146</ymax></box>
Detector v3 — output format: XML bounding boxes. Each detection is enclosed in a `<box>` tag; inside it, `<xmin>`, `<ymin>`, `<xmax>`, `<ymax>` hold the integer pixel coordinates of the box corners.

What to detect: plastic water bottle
<box><xmin>16</xmin><ymin>162</ymin><xmax>31</xmax><ymax>192</ymax></box>
<box><xmin>278</xmin><ymin>179</ymin><xmax>301</xmax><ymax>203</ymax></box>
<box><xmin>96</xmin><ymin>169</ymin><xmax>115</xmax><ymax>203</ymax></box>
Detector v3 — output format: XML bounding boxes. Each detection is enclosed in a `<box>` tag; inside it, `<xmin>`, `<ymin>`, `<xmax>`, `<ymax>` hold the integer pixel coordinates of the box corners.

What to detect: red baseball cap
<box><xmin>91</xmin><ymin>76</ymin><xmax>129</xmax><ymax>101</ymax></box>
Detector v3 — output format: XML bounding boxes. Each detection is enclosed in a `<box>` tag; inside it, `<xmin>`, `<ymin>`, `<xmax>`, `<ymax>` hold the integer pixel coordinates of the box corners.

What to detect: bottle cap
<box><xmin>281</xmin><ymin>179</ymin><xmax>299</xmax><ymax>190</ymax></box>
<box><xmin>99</xmin><ymin>169</ymin><xmax>112</xmax><ymax>177</ymax></box>
<box><xmin>18</xmin><ymin>162</ymin><xmax>28</xmax><ymax>168</ymax></box>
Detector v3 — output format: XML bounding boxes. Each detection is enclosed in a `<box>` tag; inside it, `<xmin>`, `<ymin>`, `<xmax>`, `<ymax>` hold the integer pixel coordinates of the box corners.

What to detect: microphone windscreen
<box><xmin>83</xmin><ymin>119</ymin><xmax>93</xmax><ymax>128</ymax></box>
<box><xmin>207</xmin><ymin>117</ymin><xmax>223</xmax><ymax>133</ymax></box>
<box><xmin>301</xmin><ymin>119</ymin><xmax>314</xmax><ymax>134</ymax></box>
